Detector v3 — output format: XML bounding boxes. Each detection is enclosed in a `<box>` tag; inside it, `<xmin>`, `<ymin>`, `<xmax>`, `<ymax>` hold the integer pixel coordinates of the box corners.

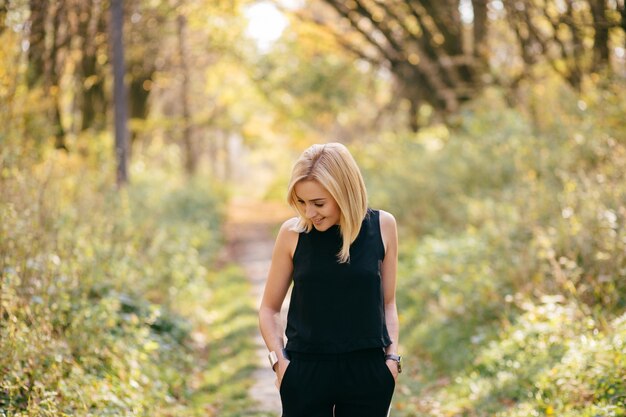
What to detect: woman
<box><xmin>258</xmin><ymin>142</ymin><xmax>401</xmax><ymax>417</ymax></box>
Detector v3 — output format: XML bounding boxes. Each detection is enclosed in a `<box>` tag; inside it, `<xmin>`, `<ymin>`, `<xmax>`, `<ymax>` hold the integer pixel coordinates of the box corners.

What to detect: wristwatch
<box><xmin>385</xmin><ymin>354</ymin><xmax>402</xmax><ymax>373</ymax></box>
<box><xmin>268</xmin><ymin>351</ymin><xmax>279</xmax><ymax>372</ymax></box>
<box><xmin>268</xmin><ymin>348</ymin><xmax>288</xmax><ymax>372</ymax></box>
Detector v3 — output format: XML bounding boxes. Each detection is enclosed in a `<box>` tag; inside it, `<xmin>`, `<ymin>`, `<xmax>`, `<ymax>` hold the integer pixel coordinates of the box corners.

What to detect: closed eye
<box><xmin>296</xmin><ymin>198</ymin><xmax>325</xmax><ymax>207</ymax></box>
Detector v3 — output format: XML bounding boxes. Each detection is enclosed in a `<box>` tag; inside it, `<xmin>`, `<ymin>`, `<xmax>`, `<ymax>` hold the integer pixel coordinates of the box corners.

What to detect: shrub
<box><xmin>358</xmin><ymin>80</ymin><xmax>626</xmax><ymax>416</ymax></box>
<box><xmin>0</xmin><ymin>148</ymin><xmax>233</xmax><ymax>416</ymax></box>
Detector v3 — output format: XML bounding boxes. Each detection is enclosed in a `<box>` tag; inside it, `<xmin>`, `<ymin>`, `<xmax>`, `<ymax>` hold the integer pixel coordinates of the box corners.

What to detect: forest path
<box><xmin>223</xmin><ymin>197</ymin><xmax>292</xmax><ymax>416</ymax></box>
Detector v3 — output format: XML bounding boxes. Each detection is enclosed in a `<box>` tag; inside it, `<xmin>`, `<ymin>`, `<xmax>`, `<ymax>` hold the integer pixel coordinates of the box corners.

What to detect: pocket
<box><xmin>279</xmin><ymin>361</ymin><xmax>295</xmax><ymax>395</ymax></box>
<box><xmin>380</xmin><ymin>359</ymin><xmax>396</xmax><ymax>388</ymax></box>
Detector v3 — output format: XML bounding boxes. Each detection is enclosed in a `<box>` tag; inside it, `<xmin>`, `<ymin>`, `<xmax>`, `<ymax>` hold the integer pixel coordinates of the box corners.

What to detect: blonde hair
<box><xmin>287</xmin><ymin>142</ymin><xmax>368</xmax><ymax>263</ymax></box>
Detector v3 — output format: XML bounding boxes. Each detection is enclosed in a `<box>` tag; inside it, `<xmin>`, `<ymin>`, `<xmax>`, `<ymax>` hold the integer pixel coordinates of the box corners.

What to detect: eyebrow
<box><xmin>296</xmin><ymin>196</ymin><xmax>326</xmax><ymax>202</ymax></box>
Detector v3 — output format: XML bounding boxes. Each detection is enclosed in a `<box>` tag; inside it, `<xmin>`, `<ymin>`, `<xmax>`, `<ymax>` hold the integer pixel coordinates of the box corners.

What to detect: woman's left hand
<box><xmin>385</xmin><ymin>360</ymin><xmax>399</xmax><ymax>381</ymax></box>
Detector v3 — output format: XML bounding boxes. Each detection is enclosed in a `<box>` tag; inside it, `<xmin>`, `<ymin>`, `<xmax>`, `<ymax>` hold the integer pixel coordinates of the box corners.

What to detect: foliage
<box><xmin>3</xmin><ymin>0</ymin><xmax>626</xmax><ymax>415</ymax></box>
<box><xmin>250</xmin><ymin>13</ymin><xmax>389</xmax><ymax>148</ymax></box>
<box><xmin>357</xmin><ymin>76</ymin><xmax>626</xmax><ymax>416</ymax></box>
<box><xmin>408</xmin><ymin>300</ymin><xmax>626</xmax><ymax>417</ymax></box>
<box><xmin>302</xmin><ymin>0</ymin><xmax>625</xmax><ymax>128</ymax></box>
<box><xmin>0</xmin><ymin>145</ymin><xmax>262</xmax><ymax>416</ymax></box>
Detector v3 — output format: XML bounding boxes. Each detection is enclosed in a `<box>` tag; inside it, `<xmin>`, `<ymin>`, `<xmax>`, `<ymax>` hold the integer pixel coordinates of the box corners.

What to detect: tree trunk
<box><xmin>409</xmin><ymin>97</ymin><xmax>420</xmax><ymax>133</ymax></box>
<box><xmin>129</xmin><ymin>74</ymin><xmax>152</xmax><ymax>146</ymax></box>
<box><xmin>49</xmin><ymin>0</ymin><xmax>67</xmax><ymax>150</ymax></box>
<box><xmin>27</xmin><ymin>0</ymin><xmax>47</xmax><ymax>88</ymax></box>
<box><xmin>0</xmin><ymin>4</ymin><xmax>7</xmax><ymax>34</ymax></box>
<box><xmin>471</xmin><ymin>0</ymin><xmax>488</xmax><ymax>64</ymax></box>
<box><xmin>564</xmin><ymin>0</ymin><xmax>584</xmax><ymax>90</ymax></box>
<box><xmin>621</xmin><ymin>1</ymin><xmax>626</xmax><ymax>48</ymax></box>
<box><xmin>177</xmin><ymin>14</ymin><xmax>196</xmax><ymax>176</ymax></box>
<box><xmin>588</xmin><ymin>0</ymin><xmax>610</xmax><ymax>71</ymax></box>
<box><xmin>111</xmin><ymin>0</ymin><xmax>129</xmax><ymax>186</ymax></box>
<box><xmin>77</xmin><ymin>0</ymin><xmax>107</xmax><ymax>131</ymax></box>
<box><xmin>28</xmin><ymin>0</ymin><xmax>68</xmax><ymax>149</ymax></box>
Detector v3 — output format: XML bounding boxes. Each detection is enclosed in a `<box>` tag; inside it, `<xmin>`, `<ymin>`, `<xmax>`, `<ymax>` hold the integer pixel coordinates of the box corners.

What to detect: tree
<box><xmin>177</xmin><ymin>14</ymin><xmax>196</xmax><ymax>176</ymax></box>
<box><xmin>75</xmin><ymin>0</ymin><xmax>107</xmax><ymax>131</ymax></box>
<box><xmin>300</xmin><ymin>0</ymin><xmax>489</xmax><ymax>130</ymax></box>
<box><xmin>0</xmin><ymin>3</ymin><xmax>7</xmax><ymax>34</ymax></box>
<box><xmin>589</xmin><ymin>0</ymin><xmax>610</xmax><ymax>71</ymax></box>
<box><xmin>26</xmin><ymin>0</ymin><xmax>47</xmax><ymax>89</ymax></box>
<box><xmin>298</xmin><ymin>0</ymin><xmax>625</xmax><ymax>129</ymax></box>
<box><xmin>26</xmin><ymin>0</ymin><xmax>67</xmax><ymax>149</ymax></box>
<box><xmin>125</xmin><ymin>0</ymin><xmax>173</xmax><ymax>146</ymax></box>
<box><xmin>110</xmin><ymin>0</ymin><xmax>129</xmax><ymax>186</ymax></box>
<box><xmin>621</xmin><ymin>0</ymin><xmax>626</xmax><ymax>47</ymax></box>
<box><xmin>504</xmin><ymin>0</ymin><xmax>624</xmax><ymax>90</ymax></box>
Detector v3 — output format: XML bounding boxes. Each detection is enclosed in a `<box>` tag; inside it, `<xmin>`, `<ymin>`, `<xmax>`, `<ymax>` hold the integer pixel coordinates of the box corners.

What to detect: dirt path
<box><xmin>224</xmin><ymin>198</ymin><xmax>293</xmax><ymax>415</ymax></box>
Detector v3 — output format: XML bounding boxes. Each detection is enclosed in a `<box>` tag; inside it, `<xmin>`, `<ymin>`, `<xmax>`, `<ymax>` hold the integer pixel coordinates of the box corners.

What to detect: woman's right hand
<box><xmin>275</xmin><ymin>359</ymin><xmax>291</xmax><ymax>389</ymax></box>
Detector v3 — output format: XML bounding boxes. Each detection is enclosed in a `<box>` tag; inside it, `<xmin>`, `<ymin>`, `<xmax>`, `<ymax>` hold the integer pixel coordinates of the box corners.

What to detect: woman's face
<box><xmin>294</xmin><ymin>180</ymin><xmax>341</xmax><ymax>231</ymax></box>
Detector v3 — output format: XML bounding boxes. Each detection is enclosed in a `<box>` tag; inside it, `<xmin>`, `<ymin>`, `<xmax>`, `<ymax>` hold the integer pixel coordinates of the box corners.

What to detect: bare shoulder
<box><xmin>281</xmin><ymin>216</ymin><xmax>300</xmax><ymax>229</ymax></box>
<box><xmin>378</xmin><ymin>210</ymin><xmax>397</xmax><ymax>231</ymax></box>
<box><xmin>275</xmin><ymin>217</ymin><xmax>300</xmax><ymax>257</ymax></box>
<box><xmin>377</xmin><ymin>210</ymin><xmax>398</xmax><ymax>253</ymax></box>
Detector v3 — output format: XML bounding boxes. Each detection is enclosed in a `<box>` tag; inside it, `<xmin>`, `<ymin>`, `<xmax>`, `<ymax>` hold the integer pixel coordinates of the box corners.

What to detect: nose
<box><xmin>305</xmin><ymin>204</ymin><xmax>316</xmax><ymax>219</ymax></box>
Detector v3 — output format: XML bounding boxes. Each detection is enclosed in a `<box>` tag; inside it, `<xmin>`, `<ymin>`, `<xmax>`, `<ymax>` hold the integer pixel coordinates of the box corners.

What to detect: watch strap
<box><xmin>384</xmin><ymin>354</ymin><xmax>402</xmax><ymax>373</ymax></box>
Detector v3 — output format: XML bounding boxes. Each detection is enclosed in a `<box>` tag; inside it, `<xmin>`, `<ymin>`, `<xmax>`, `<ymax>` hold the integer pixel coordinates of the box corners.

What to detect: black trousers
<box><xmin>279</xmin><ymin>348</ymin><xmax>395</xmax><ymax>417</ymax></box>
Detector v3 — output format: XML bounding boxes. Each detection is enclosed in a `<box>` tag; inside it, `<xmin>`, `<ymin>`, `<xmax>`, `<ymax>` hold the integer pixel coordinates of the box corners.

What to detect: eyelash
<box><xmin>298</xmin><ymin>200</ymin><xmax>324</xmax><ymax>208</ymax></box>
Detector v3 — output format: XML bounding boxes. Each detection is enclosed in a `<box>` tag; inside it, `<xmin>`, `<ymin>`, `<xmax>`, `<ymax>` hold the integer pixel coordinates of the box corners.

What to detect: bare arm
<box><xmin>258</xmin><ymin>218</ymin><xmax>298</xmax><ymax>384</ymax></box>
<box><xmin>380</xmin><ymin>210</ymin><xmax>400</xmax><ymax>377</ymax></box>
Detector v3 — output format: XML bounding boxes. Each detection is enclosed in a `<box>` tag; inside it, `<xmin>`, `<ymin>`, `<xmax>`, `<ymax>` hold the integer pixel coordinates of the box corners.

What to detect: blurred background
<box><xmin>1</xmin><ymin>0</ymin><xmax>625</xmax><ymax>415</ymax></box>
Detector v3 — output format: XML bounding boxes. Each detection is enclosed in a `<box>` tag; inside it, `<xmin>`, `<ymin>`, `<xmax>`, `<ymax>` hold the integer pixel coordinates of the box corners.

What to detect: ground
<box><xmin>224</xmin><ymin>197</ymin><xmax>293</xmax><ymax>415</ymax></box>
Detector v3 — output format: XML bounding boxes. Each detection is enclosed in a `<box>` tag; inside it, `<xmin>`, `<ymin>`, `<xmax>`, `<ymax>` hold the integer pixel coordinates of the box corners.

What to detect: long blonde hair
<box><xmin>287</xmin><ymin>142</ymin><xmax>368</xmax><ymax>263</ymax></box>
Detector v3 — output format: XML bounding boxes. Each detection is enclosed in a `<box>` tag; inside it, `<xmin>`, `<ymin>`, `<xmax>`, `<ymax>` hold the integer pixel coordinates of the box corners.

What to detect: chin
<box><xmin>312</xmin><ymin>219</ymin><xmax>337</xmax><ymax>231</ymax></box>
<box><xmin>312</xmin><ymin>223</ymin><xmax>327</xmax><ymax>231</ymax></box>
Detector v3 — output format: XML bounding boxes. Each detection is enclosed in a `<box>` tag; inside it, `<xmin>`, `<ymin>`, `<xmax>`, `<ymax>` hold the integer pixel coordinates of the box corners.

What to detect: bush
<box><xmin>0</xmin><ymin>147</ymin><xmax>236</xmax><ymax>416</ymax></box>
<box><xmin>357</xmin><ymin>79</ymin><xmax>626</xmax><ymax>416</ymax></box>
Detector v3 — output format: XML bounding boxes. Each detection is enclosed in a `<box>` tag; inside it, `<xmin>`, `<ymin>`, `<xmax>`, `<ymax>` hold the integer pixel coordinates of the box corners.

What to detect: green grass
<box><xmin>0</xmin><ymin>148</ymin><xmax>266</xmax><ymax>416</ymax></box>
<box><xmin>186</xmin><ymin>266</ymin><xmax>274</xmax><ymax>417</ymax></box>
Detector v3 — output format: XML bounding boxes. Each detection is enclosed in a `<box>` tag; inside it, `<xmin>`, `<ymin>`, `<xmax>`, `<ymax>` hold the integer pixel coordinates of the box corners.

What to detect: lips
<box><xmin>312</xmin><ymin>217</ymin><xmax>325</xmax><ymax>225</ymax></box>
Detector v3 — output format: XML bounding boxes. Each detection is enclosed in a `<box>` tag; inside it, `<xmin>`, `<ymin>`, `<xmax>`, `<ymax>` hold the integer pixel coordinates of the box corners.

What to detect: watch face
<box><xmin>268</xmin><ymin>351</ymin><xmax>278</xmax><ymax>368</ymax></box>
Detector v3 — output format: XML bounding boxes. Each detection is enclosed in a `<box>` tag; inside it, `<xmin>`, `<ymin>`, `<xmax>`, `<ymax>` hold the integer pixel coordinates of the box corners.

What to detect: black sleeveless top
<box><xmin>285</xmin><ymin>209</ymin><xmax>392</xmax><ymax>353</ymax></box>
